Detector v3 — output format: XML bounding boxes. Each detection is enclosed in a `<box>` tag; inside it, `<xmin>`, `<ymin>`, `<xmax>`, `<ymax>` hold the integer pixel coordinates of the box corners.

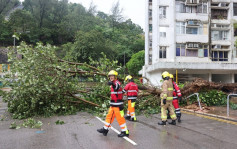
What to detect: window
<box><xmin>197</xmin><ymin>2</ymin><xmax>207</xmax><ymax>13</ymax></box>
<box><xmin>186</xmin><ymin>28</ymin><xmax>198</xmax><ymax>34</ymax></box>
<box><xmin>212</xmin><ymin>51</ymin><xmax>228</xmax><ymax>61</ymax></box>
<box><xmin>186</xmin><ymin>6</ymin><xmax>197</xmax><ymax>13</ymax></box>
<box><xmin>176</xmin><ymin>44</ymin><xmax>185</xmax><ymax>56</ymax></box>
<box><xmin>176</xmin><ymin>1</ymin><xmax>186</xmax><ymax>13</ymax></box>
<box><xmin>176</xmin><ymin>21</ymin><xmax>203</xmax><ymax>35</ymax></box>
<box><xmin>211</xmin><ymin>31</ymin><xmax>229</xmax><ymax>40</ymax></box>
<box><xmin>160</xmin><ymin>32</ymin><xmax>166</xmax><ymax>37</ymax></box>
<box><xmin>159</xmin><ymin>27</ymin><xmax>167</xmax><ymax>38</ymax></box>
<box><xmin>234</xmin><ymin>3</ymin><xmax>237</xmax><ymax>16</ymax></box>
<box><xmin>159</xmin><ymin>6</ymin><xmax>166</xmax><ymax>19</ymax></box>
<box><xmin>149</xmin><ymin>40</ymin><xmax>152</xmax><ymax>47</ymax></box>
<box><xmin>159</xmin><ymin>46</ymin><xmax>166</xmax><ymax>58</ymax></box>
<box><xmin>149</xmin><ymin>24</ymin><xmax>152</xmax><ymax>32</ymax></box>
<box><xmin>176</xmin><ymin>44</ymin><xmax>208</xmax><ymax>57</ymax></box>
<box><xmin>186</xmin><ymin>49</ymin><xmax>198</xmax><ymax>57</ymax></box>
<box><xmin>149</xmin><ymin>54</ymin><xmax>152</xmax><ymax>64</ymax></box>
<box><xmin>149</xmin><ymin>9</ymin><xmax>152</xmax><ymax>17</ymax></box>
<box><xmin>176</xmin><ymin>22</ymin><xmax>185</xmax><ymax>34</ymax></box>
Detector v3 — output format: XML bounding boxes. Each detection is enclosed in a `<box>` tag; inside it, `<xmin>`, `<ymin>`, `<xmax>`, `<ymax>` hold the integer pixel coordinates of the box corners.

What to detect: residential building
<box><xmin>142</xmin><ymin>0</ymin><xmax>237</xmax><ymax>86</ymax></box>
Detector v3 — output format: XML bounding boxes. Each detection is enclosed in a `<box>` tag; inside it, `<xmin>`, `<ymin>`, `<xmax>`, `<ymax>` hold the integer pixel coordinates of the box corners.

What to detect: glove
<box><xmin>178</xmin><ymin>97</ymin><xmax>182</xmax><ymax>102</ymax></box>
<box><xmin>163</xmin><ymin>99</ymin><xmax>166</xmax><ymax>105</ymax></box>
<box><xmin>108</xmin><ymin>81</ymin><xmax>113</xmax><ymax>86</ymax></box>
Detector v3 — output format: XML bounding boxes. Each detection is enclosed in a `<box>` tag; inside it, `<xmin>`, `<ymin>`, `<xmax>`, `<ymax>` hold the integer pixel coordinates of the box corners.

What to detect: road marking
<box><xmin>182</xmin><ymin>111</ymin><xmax>237</xmax><ymax>126</ymax></box>
<box><xmin>95</xmin><ymin>116</ymin><xmax>137</xmax><ymax>146</ymax></box>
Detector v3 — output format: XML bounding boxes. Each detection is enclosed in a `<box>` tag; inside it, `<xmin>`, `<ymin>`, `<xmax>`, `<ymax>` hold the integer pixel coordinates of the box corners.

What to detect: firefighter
<box><xmin>97</xmin><ymin>70</ymin><xmax>129</xmax><ymax>137</ymax></box>
<box><xmin>170</xmin><ymin>74</ymin><xmax>182</xmax><ymax>122</ymax></box>
<box><xmin>122</xmin><ymin>75</ymin><xmax>138</xmax><ymax>122</ymax></box>
<box><xmin>158</xmin><ymin>71</ymin><xmax>177</xmax><ymax>125</ymax></box>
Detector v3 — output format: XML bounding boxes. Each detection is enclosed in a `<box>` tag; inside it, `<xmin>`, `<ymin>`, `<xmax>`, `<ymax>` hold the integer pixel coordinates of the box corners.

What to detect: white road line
<box><xmin>95</xmin><ymin>116</ymin><xmax>137</xmax><ymax>146</ymax></box>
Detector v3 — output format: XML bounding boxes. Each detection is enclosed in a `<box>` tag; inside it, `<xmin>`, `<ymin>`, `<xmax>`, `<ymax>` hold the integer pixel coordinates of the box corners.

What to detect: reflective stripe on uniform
<box><xmin>111</xmin><ymin>91</ymin><xmax>123</xmax><ymax>94</ymax></box>
<box><xmin>131</xmin><ymin>102</ymin><xmax>135</xmax><ymax>107</ymax></box>
<box><xmin>120</xmin><ymin>123</ymin><xmax>127</xmax><ymax>128</ymax></box>
<box><xmin>170</xmin><ymin>114</ymin><xmax>176</xmax><ymax>119</ymax></box>
<box><xmin>120</xmin><ymin>110</ymin><xmax>124</xmax><ymax>117</ymax></box>
<box><xmin>121</xmin><ymin>127</ymin><xmax>128</xmax><ymax>132</ymax></box>
<box><xmin>161</xmin><ymin>115</ymin><xmax>167</xmax><ymax>119</ymax></box>
<box><xmin>110</xmin><ymin>102</ymin><xmax>123</xmax><ymax>105</ymax></box>
<box><xmin>167</xmin><ymin>97</ymin><xmax>173</xmax><ymax>100</ymax></box>
<box><xmin>173</xmin><ymin>97</ymin><xmax>178</xmax><ymax>99</ymax></box>
<box><xmin>128</xmin><ymin>97</ymin><xmax>137</xmax><ymax>99</ymax></box>
<box><xmin>128</xmin><ymin>90</ymin><xmax>137</xmax><ymax>93</ymax></box>
<box><xmin>168</xmin><ymin>88</ymin><xmax>173</xmax><ymax>91</ymax></box>
<box><xmin>163</xmin><ymin>94</ymin><xmax>167</xmax><ymax>97</ymax></box>
<box><xmin>104</xmin><ymin>121</ymin><xmax>110</xmax><ymax>126</ymax></box>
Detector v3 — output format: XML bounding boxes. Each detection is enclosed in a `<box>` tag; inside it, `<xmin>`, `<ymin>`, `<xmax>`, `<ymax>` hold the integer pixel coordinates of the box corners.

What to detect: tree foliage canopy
<box><xmin>0</xmin><ymin>0</ymin><xmax>144</xmax><ymax>65</ymax></box>
<box><xmin>126</xmin><ymin>50</ymin><xmax>145</xmax><ymax>75</ymax></box>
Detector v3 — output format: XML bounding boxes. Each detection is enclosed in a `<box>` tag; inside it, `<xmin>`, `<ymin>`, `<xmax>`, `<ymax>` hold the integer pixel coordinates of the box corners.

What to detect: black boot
<box><xmin>177</xmin><ymin>113</ymin><xmax>181</xmax><ymax>123</ymax></box>
<box><xmin>118</xmin><ymin>130</ymin><xmax>129</xmax><ymax>137</ymax></box>
<box><xmin>158</xmin><ymin>121</ymin><xmax>166</xmax><ymax>125</ymax></box>
<box><xmin>129</xmin><ymin>117</ymin><xmax>137</xmax><ymax>122</ymax></box>
<box><xmin>177</xmin><ymin>116</ymin><xmax>181</xmax><ymax>123</ymax></box>
<box><xmin>125</xmin><ymin>116</ymin><xmax>131</xmax><ymax>120</ymax></box>
<box><xmin>168</xmin><ymin>120</ymin><xmax>176</xmax><ymax>125</ymax></box>
<box><xmin>97</xmin><ymin>128</ymin><xmax>109</xmax><ymax>136</ymax></box>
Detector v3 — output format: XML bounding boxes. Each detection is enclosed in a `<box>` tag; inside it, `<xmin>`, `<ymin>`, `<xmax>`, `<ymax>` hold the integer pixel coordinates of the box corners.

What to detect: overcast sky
<box><xmin>19</xmin><ymin>0</ymin><xmax>145</xmax><ymax>29</ymax></box>
<box><xmin>71</xmin><ymin>0</ymin><xmax>145</xmax><ymax>29</ymax></box>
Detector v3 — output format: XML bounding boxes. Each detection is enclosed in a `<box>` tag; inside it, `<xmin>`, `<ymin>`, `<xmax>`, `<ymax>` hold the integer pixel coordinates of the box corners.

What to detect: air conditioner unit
<box><xmin>213</xmin><ymin>24</ymin><xmax>217</xmax><ymax>27</ymax></box>
<box><xmin>187</xmin><ymin>43</ymin><xmax>193</xmax><ymax>48</ymax></box>
<box><xmin>194</xmin><ymin>44</ymin><xmax>199</xmax><ymax>48</ymax></box>
<box><xmin>214</xmin><ymin>45</ymin><xmax>221</xmax><ymax>49</ymax></box>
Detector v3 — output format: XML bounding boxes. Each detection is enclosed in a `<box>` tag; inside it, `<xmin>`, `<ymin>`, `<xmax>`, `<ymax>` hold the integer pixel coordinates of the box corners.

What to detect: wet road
<box><xmin>1</xmin><ymin>110</ymin><xmax>237</xmax><ymax>149</ymax></box>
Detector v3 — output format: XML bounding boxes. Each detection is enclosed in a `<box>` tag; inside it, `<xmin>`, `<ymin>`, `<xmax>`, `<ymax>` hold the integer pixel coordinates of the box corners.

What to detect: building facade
<box><xmin>142</xmin><ymin>0</ymin><xmax>237</xmax><ymax>86</ymax></box>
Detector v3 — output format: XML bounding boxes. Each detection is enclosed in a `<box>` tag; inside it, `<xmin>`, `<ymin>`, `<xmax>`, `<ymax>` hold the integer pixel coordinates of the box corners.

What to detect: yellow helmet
<box><xmin>125</xmin><ymin>75</ymin><xmax>133</xmax><ymax>81</ymax></box>
<box><xmin>170</xmin><ymin>74</ymin><xmax>174</xmax><ymax>79</ymax></box>
<box><xmin>162</xmin><ymin>71</ymin><xmax>170</xmax><ymax>79</ymax></box>
<box><xmin>108</xmin><ymin>70</ymin><xmax>118</xmax><ymax>76</ymax></box>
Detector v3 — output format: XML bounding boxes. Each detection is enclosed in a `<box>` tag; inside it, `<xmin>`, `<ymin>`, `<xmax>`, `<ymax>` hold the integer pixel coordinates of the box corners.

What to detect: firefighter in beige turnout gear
<box><xmin>158</xmin><ymin>71</ymin><xmax>177</xmax><ymax>125</ymax></box>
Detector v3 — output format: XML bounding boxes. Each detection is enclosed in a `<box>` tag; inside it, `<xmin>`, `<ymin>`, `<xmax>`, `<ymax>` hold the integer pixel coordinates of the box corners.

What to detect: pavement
<box><xmin>1</xmin><ymin>98</ymin><xmax>237</xmax><ymax>149</ymax></box>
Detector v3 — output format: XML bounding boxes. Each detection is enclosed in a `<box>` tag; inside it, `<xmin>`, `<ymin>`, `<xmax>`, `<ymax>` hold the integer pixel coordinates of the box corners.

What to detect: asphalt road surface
<box><xmin>1</xmin><ymin>108</ymin><xmax>237</xmax><ymax>149</ymax></box>
<box><xmin>1</xmin><ymin>96</ymin><xmax>237</xmax><ymax>149</ymax></box>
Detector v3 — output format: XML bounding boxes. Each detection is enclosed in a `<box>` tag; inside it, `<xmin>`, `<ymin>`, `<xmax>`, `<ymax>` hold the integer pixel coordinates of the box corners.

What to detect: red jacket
<box><xmin>110</xmin><ymin>80</ymin><xmax>123</xmax><ymax>106</ymax></box>
<box><xmin>123</xmin><ymin>82</ymin><xmax>138</xmax><ymax>100</ymax></box>
<box><xmin>172</xmin><ymin>81</ymin><xmax>182</xmax><ymax>98</ymax></box>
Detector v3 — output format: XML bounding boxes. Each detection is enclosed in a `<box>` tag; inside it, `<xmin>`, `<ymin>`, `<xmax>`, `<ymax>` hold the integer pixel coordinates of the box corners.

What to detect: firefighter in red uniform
<box><xmin>170</xmin><ymin>74</ymin><xmax>182</xmax><ymax>122</ymax></box>
<box><xmin>122</xmin><ymin>75</ymin><xmax>138</xmax><ymax>121</ymax></box>
<box><xmin>97</xmin><ymin>70</ymin><xmax>129</xmax><ymax>137</ymax></box>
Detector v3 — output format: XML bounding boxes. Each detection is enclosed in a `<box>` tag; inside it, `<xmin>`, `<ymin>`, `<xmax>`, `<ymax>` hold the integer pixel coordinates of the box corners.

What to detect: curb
<box><xmin>181</xmin><ymin>108</ymin><xmax>237</xmax><ymax>123</ymax></box>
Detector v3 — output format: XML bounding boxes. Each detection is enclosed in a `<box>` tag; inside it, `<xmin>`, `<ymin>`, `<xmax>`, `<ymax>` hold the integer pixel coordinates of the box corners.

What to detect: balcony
<box><xmin>211</xmin><ymin>0</ymin><xmax>230</xmax><ymax>3</ymax></box>
<box><xmin>185</xmin><ymin>0</ymin><xmax>200</xmax><ymax>6</ymax></box>
<box><xmin>211</xmin><ymin>9</ymin><xmax>228</xmax><ymax>20</ymax></box>
<box><xmin>210</xmin><ymin>3</ymin><xmax>229</xmax><ymax>10</ymax></box>
<box><xmin>211</xmin><ymin>24</ymin><xmax>230</xmax><ymax>31</ymax></box>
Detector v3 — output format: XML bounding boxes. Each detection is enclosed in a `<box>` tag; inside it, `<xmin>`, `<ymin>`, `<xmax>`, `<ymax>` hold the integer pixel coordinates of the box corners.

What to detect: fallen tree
<box><xmin>3</xmin><ymin>42</ymin><xmax>237</xmax><ymax>119</ymax></box>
